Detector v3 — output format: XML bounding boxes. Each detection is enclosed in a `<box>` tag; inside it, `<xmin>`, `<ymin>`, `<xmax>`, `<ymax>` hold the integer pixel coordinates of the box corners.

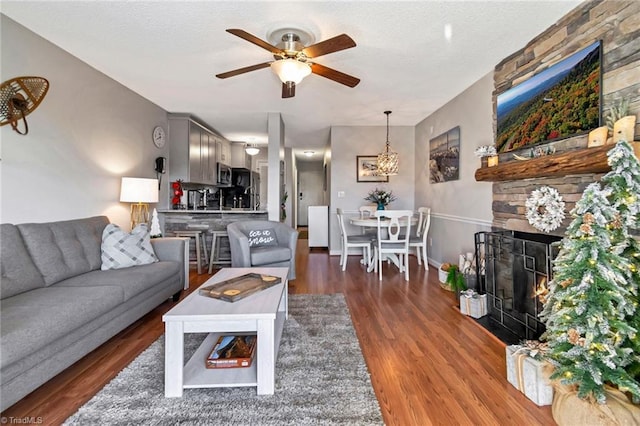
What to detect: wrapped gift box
<box><xmin>459</xmin><ymin>291</ymin><xmax>487</xmax><ymax>318</ymax></box>
<box><xmin>505</xmin><ymin>345</ymin><xmax>553</xmax><ymax>406</ymax></box>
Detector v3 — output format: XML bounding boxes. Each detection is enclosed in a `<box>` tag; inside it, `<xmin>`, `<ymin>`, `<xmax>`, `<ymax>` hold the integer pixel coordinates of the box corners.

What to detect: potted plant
<box><xmin>474</xmin><ymin>145</ymin><xmax>498</xmax><ymax>167</ymax></box>
<box><xmin>364</xmin><ymin>187</ymin><xmax>396</xmax><ymax>210</ymax></box>
<box><xmin>445</xmin><ymin>264</ymin><xmax>467</xmax><ymax>303</ymax></box>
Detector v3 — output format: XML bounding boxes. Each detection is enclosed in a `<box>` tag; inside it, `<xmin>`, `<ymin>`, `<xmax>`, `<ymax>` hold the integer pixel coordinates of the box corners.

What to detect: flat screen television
<box><xmin>496</xmin><ymin>40</ymin><xmax>601</xmax><ymax>153</ymax></box>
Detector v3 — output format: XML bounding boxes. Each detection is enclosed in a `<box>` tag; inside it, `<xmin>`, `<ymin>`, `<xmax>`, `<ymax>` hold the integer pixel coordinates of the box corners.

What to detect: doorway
<box><xmin>296</xmin><ymin>160</ymin><xmax>324</xmax><ymax>226</ymax></box>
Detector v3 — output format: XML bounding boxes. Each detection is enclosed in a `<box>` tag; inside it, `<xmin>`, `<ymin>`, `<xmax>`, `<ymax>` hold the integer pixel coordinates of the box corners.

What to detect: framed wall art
<box><xmin>356</xmin><ymin>155</ymin><xmax>388</xmax><ymax>182</ymax></box>
<box><xmin>429</xmin><ymin>126</ymin><xmax>460</xmax><ymax>183</ymax></box>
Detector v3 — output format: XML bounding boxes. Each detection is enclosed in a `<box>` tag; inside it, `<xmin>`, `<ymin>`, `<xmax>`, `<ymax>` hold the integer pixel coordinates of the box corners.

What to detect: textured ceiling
<box><xmin>2</xmin><ymin>1</ymin><xmax>581</xmax><ymax>160</ymax></box>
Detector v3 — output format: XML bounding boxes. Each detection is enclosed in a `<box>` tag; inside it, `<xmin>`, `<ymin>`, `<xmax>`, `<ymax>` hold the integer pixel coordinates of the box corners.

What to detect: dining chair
<box><xmin>409</xmin><ymin>207</ymin><xmax>431</xmax><ymax>271</ymax></box>
<box><xmin>374</xmin><ymin>209</ymin><xmax>413</xmax><ymax>281</ymax></box>
<box><xmin>359</xmin><ymin>205</ymin><xmax>378</xmax><ymax>236</ymax></box>
<box><xmin>336</xmin><ymin>208</ymin><xmax>374</xmax><ymax>271</ymax></box>
<box><xmin>359</xmin><ymin>205</ymin><xmax>377</xmax><ymax>219</ymax></box>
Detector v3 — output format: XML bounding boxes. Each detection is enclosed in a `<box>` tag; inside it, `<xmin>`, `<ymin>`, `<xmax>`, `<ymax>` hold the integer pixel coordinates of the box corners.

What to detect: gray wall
<box><xmin>414</xmin><ymin>73</ymin><xmax>494</xmax><ymax>266</ymax></box>
<box><xmin>285</xmin><ymin>146</ymin><xmax>294</xmax><ymax>227</ymax></box>
<box><xmin>267</xmin><ymin>113</ymin><xmax>284</xmax><ymax>222</ymax></box>
<box><xmin>329</xmin><ymin>125</ymin><xmax>415</xmax><ymax>254</ymax></box>
<box><xmin>1</xmin><ymin>15</ymin><xmax>169</xmax><ymax>228</ymax></box>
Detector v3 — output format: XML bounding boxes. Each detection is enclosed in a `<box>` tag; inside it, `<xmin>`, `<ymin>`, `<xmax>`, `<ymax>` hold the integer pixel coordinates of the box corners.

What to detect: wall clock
<box><xmin>152</xmin><ymin>125</ymin><xmax>166</xmax><ymax>148</ymax></box>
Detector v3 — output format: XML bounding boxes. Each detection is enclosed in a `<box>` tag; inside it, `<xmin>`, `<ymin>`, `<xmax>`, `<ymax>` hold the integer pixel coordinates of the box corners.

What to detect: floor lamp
<box><xmin>120</xmin><ymin>177</ymin><xmax>159</xmax><ymax>229</ymax></box>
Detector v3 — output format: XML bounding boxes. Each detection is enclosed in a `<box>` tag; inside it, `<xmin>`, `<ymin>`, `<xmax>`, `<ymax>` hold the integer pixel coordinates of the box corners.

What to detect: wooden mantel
<box><xmin>475</xmin><ymin>144</ymin><xmax>612</xmax><ymax>182</ymax></box>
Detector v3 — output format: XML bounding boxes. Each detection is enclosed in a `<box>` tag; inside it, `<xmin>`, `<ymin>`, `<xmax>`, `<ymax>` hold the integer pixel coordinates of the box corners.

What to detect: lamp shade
<box><xmin>120</xmin><ymin>177</ymin><xmax>159</xmax><ymax>203</ymax></box>
<box><xmin>270</xmin><ymin>59</ymin><xmax>312</xmax><ymax>84</ymax></box>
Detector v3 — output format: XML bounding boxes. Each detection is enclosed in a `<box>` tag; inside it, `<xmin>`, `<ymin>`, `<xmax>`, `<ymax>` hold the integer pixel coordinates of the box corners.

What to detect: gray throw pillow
<box><xmin>247</xmin><ymin>228</ymin><xmax>278</xmax><ymax>247</ymax></box>
<box><xmin>101</xmin><ymin>223</ymin><xmax>158</xmax><ymax>270</ymax></box>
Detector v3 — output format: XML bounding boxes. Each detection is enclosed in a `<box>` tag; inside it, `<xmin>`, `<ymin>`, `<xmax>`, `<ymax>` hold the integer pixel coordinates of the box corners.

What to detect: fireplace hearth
<box><xmin>474</xmin><ymin>230</ymin><xmax>561</xmax><ymax>344</ymax></box>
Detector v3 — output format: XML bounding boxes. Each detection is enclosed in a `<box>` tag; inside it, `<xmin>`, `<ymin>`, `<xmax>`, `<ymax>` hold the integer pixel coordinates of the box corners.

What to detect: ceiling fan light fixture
<box><xmin>377</xmin><ymin>110</ymin><xmax>399</xmax><ymax>176</ymax></box>
<box><xmin>270</xmin><ymin>59</ymin><xmax>311</xmax><ymax>85</ymax></box>
<box><xmin>245</xmin><ymin>145</ymin><xmax>260</xmax><ymax>156</ymax></box>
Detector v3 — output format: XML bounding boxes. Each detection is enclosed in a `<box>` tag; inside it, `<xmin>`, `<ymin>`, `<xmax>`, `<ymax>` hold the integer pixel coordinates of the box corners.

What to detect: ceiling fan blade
<box><xmin>282</xmin><ymin>82</ymin><xmax>296</xmax><ymax>98</ymax></box>
<box><xmin>302</xmin><ymin>34</ymin><xmax>356</xmax><ymax>58</ymax></box>
<box><xmin>216</xmin><ymin>62</ymin><xmax>272</xmax><ymax>79</ymax></box>
<box><xmin>310</xmin><ymin>63</ymin><xmax>360</xmax><ymax>88</ymax></box>
<box><xmin>226</xmin><ymin>29</ymin><xmax>282</xmax><ymax>55</ymax></box>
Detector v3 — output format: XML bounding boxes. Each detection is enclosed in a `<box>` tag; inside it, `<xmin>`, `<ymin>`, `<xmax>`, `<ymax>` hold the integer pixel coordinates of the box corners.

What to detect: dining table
<box><xmin>349</xmin><ymin>215</ymin><xmax>418</xmax><ymax>273</ymax></box>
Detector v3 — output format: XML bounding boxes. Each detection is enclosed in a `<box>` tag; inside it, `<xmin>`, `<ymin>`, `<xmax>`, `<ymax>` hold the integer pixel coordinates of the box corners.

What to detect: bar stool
<box><xmin>208</xmin><ymin>230</ymin><xmax>232</xmax><ymax>273</ymax></box>
<box><xmin>174</xmin><ymin>230</ymin><xmax>208</xmax><ymax>274</ymax></box>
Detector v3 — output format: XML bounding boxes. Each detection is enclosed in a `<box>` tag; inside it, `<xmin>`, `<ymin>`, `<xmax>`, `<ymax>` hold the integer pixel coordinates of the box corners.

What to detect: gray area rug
<box><xmin>64</xmin><ymin>294</ymin><xmax>383</xmax><ymax>425</ymax></box>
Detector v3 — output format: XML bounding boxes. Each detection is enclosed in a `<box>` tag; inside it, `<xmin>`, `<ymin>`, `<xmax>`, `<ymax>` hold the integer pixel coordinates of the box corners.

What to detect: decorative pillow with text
<box><xmin>101</xmin><ymin>223</ymin><xmax>158</xmax><ymax>270</ymax></box>
<box><xmin>247</xmin><ymin>228</ymin><xmax>278</xmax><ymax>248</ymax></box>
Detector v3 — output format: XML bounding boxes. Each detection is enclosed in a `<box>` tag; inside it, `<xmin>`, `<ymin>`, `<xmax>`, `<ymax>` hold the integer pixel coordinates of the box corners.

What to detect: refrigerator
<box><xmin>308</xmin><ymin>205</ymin><xmax>329</xmax><ymax>247</ymax></box>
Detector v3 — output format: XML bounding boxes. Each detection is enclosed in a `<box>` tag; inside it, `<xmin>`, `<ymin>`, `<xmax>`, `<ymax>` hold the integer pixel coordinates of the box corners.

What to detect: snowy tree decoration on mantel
<box><xmin>150</xmin><ymin>208</ymin><xmax>162</xmax><ymax>238</ymax></box>
<box><xmin>525</xmin><ymin>186</ymin><xmax>566</xmax><ymax>233</ymax></box>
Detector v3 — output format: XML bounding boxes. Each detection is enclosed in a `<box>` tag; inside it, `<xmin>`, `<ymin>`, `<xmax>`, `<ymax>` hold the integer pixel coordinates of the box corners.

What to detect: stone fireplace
<box><xmin>469</xmin><ymin>0</ymin><xmax>639</xmax><ymax>344</ymax></box>
<box><xmin>475</xmin><ymin>230</ymin><xmax>561</xmax><ymax>344</ymax></box>
<box><xmin>485</xmin><ymin>0</ymin><xmax>639</xmax><ymax>238</ymax></box>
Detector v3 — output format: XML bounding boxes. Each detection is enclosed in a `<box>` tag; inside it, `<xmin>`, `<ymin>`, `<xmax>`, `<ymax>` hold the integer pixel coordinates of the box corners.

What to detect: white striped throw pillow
<box><xmin>101</xmin><ymin>223</ymin><xmax>158</xmax><ymax>270</ymax></box>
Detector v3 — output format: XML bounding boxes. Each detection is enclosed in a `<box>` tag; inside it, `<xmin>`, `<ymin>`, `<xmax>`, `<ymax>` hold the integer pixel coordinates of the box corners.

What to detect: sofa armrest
<box><xmin>266</xmin><ymin>223</ymin><xmax>298</xmax><ymax>279</ymax></box>
<box><xmin>284</xmin><ymin>228</ymin><xmax>299</xmax><ymax>251</ymax></box>
<box><xmin>282</xmin><ymin>227</ymin><xmax>299</xmax><ymax>280</ymax></box>
<box><xmin>227</xmin><ymin>226</ymin><xmax>252</xmax><ymax>268</ymax></box>
<box><xmin>151</xmin><ymin>237</ymin><xmax>189</xmax><ymax>290</ymax></box>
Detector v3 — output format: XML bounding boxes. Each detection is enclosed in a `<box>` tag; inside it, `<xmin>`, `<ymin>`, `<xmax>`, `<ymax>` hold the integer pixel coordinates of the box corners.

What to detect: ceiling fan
<box><xmin>216</xmin><ymin>28</ymin><xmax>360</xmax><ymax>98</ymax></box>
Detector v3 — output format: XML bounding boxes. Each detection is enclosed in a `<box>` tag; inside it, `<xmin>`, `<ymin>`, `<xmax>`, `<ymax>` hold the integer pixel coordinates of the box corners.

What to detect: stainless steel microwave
<box><xmin>217</xmin><ymin>163</ymin><xmax>232</xmax><ymax>186</ymax></box>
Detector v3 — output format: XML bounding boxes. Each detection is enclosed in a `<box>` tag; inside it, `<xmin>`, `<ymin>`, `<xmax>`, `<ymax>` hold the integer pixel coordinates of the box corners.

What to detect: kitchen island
<box><xmin>159</xmin><ymin>209</ymin><xmax>269</xmax><ymax>270</ymax></box>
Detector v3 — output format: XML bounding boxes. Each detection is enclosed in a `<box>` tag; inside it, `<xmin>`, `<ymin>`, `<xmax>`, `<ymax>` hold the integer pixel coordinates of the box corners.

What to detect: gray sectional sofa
<box><xmin>0</xmin><ymin>216</ymin><xmax>187</xmax><ymax>411</ymax></box>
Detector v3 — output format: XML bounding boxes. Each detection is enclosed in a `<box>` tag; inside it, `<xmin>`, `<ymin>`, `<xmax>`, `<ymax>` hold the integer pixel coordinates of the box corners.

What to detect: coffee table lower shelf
<box><xmin>163</xmin><ymin>267</ymin><xmax>289</xmax><ymax>397</ymax></box>
<box><xmin>182</xmin><ymin>311</ymin><xmax>285</xmax><ymax>389</ymax></box>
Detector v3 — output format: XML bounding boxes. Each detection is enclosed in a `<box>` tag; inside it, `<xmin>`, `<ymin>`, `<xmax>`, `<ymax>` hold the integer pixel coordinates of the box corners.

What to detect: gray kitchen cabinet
<box><xmin>201</xmin><ymin>131</ymin><xmax>216</xmax><ymax>184</ymax></box>
<box><xmin>187</xmin><ymin>121</ymin><xmax>202</xmax><ymax>182</ymax></box>
<box><xmin>231</xmin><ymin>142</ymin><xmax>252</xmax><ymax>169</ymax></box>
<box><xmin>169</xmin><ymin>114</ymin><xmax>217</xmax><ymax>185</ymax></box>
<box><xmin>216</xmin><ymin>137</ymin><xmax>231</xmax><ymax>166</ymax></box>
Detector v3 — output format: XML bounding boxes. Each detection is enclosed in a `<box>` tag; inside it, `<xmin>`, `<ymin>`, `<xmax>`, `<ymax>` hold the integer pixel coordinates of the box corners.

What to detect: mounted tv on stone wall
<box><xmin>496</xmin><ymin>40</ymin><xmax>601</xmax><ymax>153</ymax></box>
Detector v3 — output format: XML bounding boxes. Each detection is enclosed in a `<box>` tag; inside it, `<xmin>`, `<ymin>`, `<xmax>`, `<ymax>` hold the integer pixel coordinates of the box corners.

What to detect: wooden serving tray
<box><xmin>198</xmin><ymin>273</ymin><xmax>282</xmax><ymax>302</ymax></box>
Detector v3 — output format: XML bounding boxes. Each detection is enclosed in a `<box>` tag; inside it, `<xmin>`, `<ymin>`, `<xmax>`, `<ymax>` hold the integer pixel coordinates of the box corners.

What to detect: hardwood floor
<box><xmin>1</xmin><ymin>241</ymin><xmax>555</xmax><ymax>425</ymax></box>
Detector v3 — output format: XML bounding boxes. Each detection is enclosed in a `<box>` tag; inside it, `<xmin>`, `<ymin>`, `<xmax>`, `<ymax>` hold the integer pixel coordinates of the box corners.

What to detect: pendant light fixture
<box><xmin>245</xmin><ymin>144</ymin><xmax>260</xmax><ymax>156</ymax></box>
<box><xmin>376</xmin><ymin>110</ymin><xmax>398</xmax><ymax>176</ymax></box>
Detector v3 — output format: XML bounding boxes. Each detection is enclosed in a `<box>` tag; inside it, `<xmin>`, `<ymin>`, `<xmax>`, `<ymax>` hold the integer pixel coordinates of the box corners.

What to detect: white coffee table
<box><xmin>163</xmin><ymin>267</ymin><xmax>289</xmax><ymax>397</ymax></box>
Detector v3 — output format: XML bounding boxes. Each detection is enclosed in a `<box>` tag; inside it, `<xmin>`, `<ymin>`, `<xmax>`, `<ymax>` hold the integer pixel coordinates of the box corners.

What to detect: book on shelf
<box><xmin>206</xmin><ymin>335</ymin><xmax>257</xmax><ymax>369</ymax></box>
<box><xmin>198</xmin><ymin>273</ymin><xmax>282</xmax><ymax>302</ymax></box>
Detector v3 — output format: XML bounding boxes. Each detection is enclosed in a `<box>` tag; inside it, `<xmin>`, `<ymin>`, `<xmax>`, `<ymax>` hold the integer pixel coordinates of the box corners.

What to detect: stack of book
<box><xmin>206</xmin><ymin>335</ymin><xmax>257</xmax><ymax>369</ymax></box>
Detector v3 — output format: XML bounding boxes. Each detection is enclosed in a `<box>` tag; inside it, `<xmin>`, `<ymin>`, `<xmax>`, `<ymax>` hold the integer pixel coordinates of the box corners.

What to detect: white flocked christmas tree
<box><xmin>150</xmin><ymin>208</ymin><xmax>162</xmax><ymax>238</ymax></box>
<box><xmin>540</xmin><ymin>140</ymin><xmax>640</xmax><ymax>404</ymax></box>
